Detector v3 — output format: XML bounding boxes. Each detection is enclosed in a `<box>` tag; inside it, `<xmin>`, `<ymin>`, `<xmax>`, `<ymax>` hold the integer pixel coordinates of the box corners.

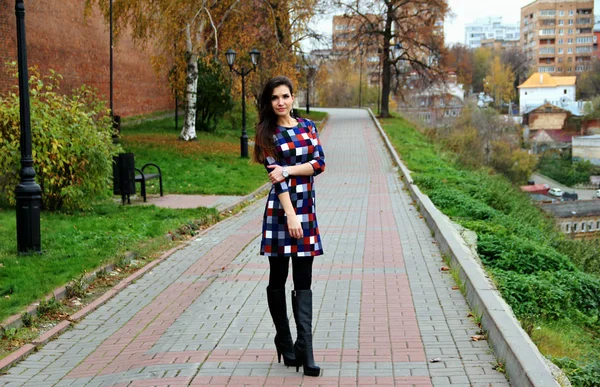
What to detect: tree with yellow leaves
<box><xmin>484</xmin><ymin>56</ymin><xmax>515</xmax><ymax>109</ymax></box>
<box><xmin>85</xmin><ymin>0</ymin><xmax>323</xmax><ymax>141</ymax></box>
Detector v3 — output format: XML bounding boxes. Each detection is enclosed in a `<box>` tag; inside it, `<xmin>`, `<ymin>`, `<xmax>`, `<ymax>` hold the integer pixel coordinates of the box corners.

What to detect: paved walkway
<box><xmin>0</xmin><ymin>109</ymin><xmax>510</xmax><ymax>386</ymax></box>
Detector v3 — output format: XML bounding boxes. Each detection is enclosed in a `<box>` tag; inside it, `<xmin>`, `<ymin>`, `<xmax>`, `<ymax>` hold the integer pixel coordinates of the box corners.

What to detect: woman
<box><xmin>254</xmin><ymin>76</ymin><xmax>325</xmax><ymax>377</ymax></box>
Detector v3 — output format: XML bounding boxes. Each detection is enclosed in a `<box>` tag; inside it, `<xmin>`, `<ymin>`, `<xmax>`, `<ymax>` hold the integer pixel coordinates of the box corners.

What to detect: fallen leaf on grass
<box><xmin>471</xmin><ymin>335</ymin><xmax>486</xmax><ymax>341</ymax></box>
<box><xmin>451</xmin><ymin>286</ymin><xmax>459</xmax><ymax>290</ymax></box>
<box><xmin>467</xmin><ymin>312</ymin><xmax>474</xmax><ymax>317</ymax></box>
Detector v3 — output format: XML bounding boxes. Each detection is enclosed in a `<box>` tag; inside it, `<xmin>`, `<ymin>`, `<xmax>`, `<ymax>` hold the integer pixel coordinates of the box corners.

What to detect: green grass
<box><xmin>379</xmin><ymin>115</ymin><xmax>600</xmax><ymax>383</ymax></box>
<box><xmin>296</xmin><ymin>109</ymin><xmax>328</xmax><ymax>122</ymax></box>
<box><xmin>119</xmin><ymin>109</ymin><xmax>266</xmax><ymax>196</ymax></box>
<box><xmin>0</xmin><ymin>203</ymin><xmax>219</xmax><ymax>321</ymax></box>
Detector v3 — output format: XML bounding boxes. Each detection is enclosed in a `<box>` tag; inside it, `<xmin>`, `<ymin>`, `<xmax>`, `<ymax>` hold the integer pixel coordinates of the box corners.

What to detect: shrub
<box><xmin>539</xmin><ymin>151</ymin><xmax>600</xmax><ymax>187</ymax></box>
<box><xmin>478</xmin><ymin>234</ymin><xmax>576</xmax><ymax>274</ymax></box>
<box><xmin>492</xmin><ymin>269</ymin><xmax>600</xmax><ymax>323</ymax></box>
<box><xmin>551</xmin><ymin>357</ymin><xmax>600</xmax><ymax>387</ymax></box>
<box><xmin>195</xmin><ymin>56</ymin><xmax>233</xmax><ymax>132</ymax></box>
<box><xmin>554</xmin><ymin>238</ymin><xmax>600</xmax><ymax>276</ymax></box>
<box><xmin>0</xmin><ymin>64</ymin><xmax>118</xmax><ymax>211</ymax></box>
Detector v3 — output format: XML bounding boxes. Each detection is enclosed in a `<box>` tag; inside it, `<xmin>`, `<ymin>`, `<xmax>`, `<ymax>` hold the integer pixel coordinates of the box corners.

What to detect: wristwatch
<box><xmin>282</xmin><ymin>167</ymin><xmax>289</xmax><ymax>178</ymax></box>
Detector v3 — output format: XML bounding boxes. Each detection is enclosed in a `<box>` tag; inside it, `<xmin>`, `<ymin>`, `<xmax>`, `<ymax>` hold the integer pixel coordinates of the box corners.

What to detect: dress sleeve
<box><xmin>265</xmin><ymin>156</ymin><xmax>289</xmax><ymax>195</ymax></box>
<box><xmin>308</xmin><ymin>123</ymin><xmax>326</xmax><ymax>176</ymax></box>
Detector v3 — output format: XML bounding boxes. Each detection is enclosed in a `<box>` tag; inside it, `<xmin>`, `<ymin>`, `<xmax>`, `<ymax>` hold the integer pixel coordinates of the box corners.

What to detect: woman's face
<box><xmin>271</xmin><ymin>85</ymin><xmax>294</xmax><ymax>119</ymax></box>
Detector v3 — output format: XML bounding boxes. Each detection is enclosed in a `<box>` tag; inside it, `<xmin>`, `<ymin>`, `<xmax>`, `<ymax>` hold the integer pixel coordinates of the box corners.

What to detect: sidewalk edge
<box><xmin>367</xmin><ymin>109</ymin><xmax>559</xmax><ymax>387</ymax></box>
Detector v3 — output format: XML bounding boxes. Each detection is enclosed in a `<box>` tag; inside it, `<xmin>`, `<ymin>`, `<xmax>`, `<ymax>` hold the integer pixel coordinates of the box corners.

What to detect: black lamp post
<box><xmin>296</xmin><ymin>62</ymin><xmax>316</xmax><ymax>114</ymax></box>
<box><xmin>109</xmin><ymin>0</ymin><xmax>120</xmax><ymax>137</ymax></box>
<box><xmin>109</xmin><ymin>0</ymin><xmax>113</xmax><ymax>116</ymax></box>
<box><xmin>306</xmin><ymin>65</ymin><xmax>316</xmax><ymax>114</ymax></box>
<box><xmin>226</xmin><ymin>48</ymin><xmax>260</xmax><ymax>158</ymax></box>
<box><xmin>358</xmin><ymin>48</ymin><xmax>364</xmax><ymax>108</ymax></box>
<box><xmin>14</xmin><ymin>0</ymin><xmax>42</xmax><ymax>254</ymax></box>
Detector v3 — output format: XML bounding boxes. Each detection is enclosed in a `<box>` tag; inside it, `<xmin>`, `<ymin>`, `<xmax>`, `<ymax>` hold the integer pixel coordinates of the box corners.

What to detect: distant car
<box><xmin>596</xmin><ymin>189</ymin><xmax>600</xmax><ymax>198</ymax></box>
<box><xmin>548</xmin><ymin>188</ymin><xmax>564</xmax><ymax>197</ymax></box>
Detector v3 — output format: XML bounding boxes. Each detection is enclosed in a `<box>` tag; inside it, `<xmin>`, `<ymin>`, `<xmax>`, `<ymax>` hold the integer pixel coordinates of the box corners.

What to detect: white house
<box><xmin>518</xmin><ymin>72</ymin><xmax>577</xmax><ymax>114</ymax></box>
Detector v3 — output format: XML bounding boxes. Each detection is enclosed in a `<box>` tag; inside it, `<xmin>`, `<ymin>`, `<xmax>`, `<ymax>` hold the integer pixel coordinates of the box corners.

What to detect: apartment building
<box><xmin>332</xmin><ymin>15</ymin><xmax>382</xmax><ymax>87</ymax></box>
<box><xmin>521</xmin><ymin>0</ymin><xmax>595</xmax><ymax>76</ymax></box>
<box><xmin>465</xmin><ymin>17</ymin><xmax>520</xmax><ymax>49</ymax></box>
<box><xmin>594</xmin><ymin>15</ymin><xmax>600</xmax><ymax>59</ymax></box>
<box><xmin>480</xmin><ymin>38</ymin><xmax>519</xmax><ymax>50</ymax></box>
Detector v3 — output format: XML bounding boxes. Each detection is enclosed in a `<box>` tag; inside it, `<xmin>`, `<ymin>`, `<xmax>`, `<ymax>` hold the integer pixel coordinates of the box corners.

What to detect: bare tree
<box><xmin>332</xmin><ymin>0</ymin><xmax>450</xmax><ymax>117</ymax></box>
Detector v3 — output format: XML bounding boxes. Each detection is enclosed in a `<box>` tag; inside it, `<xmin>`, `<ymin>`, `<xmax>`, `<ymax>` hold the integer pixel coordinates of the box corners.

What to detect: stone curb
<box><xmin>31</xmin><ymin>321</ymin><xmax>71</xmax><ymax>346</ymax></box>
<box><xmin>0</xmin><ymin>344</ymin><xmax>35</xmax><ymax>372</ymax></box>
<box><xmin>367</xmin><ymin>109</ymin><xmax>559</xmax><ymax>387</ymax></box>
<box><xmin>0</xmin><ymin>114</ymin><xmax>332</xmax><ymax>372</ymax></box>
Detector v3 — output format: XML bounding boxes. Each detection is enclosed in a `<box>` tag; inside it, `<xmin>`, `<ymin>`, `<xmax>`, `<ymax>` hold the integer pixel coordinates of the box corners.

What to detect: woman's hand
<box><xmin>287</xmin><ymin>215</ymin><xmax>303</xmax><ymax>239</ymax></box>
<box><xmin>267</xmin><ymin>164</ymin><xmax>285</xmax><ymax>183</ymax></box>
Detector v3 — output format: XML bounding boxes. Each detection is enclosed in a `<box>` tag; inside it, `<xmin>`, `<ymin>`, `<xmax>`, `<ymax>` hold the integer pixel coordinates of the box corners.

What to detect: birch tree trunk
<box><xmin>180</xmin><ymin>24</ymin><xmax>198</xmax><ymax>141</ymax></box>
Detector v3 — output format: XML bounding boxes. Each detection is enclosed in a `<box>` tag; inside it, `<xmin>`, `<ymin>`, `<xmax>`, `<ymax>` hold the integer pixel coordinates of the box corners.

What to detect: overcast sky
<box><xmin>307</xmin><ymin>0</ymin><xmax>600</xmax><ymax>49</ymax></box>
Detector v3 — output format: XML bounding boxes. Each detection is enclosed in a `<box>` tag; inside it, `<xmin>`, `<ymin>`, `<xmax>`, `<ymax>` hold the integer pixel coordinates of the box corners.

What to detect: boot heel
<box><xmin>277</xmin><ymin>348</ymin><xmax>282</xmax><ymax>364</ymax></box>
<box><xmin>303</xmin><ymin>364</ymin><xmax>321</xmax><ymax>377</ymax></box>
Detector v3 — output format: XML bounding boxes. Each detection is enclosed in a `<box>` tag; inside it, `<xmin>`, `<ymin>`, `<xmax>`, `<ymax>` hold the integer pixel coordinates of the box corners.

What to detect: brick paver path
<box><xmin>0</xmin><ymin>109</ymin><xmax>510</xmax><ymax>386</ymax></box>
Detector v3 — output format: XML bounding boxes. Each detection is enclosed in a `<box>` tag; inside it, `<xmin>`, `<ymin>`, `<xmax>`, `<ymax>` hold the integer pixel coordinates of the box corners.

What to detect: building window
<box><xmin>576</xmin><ymin>36</ymin><xmax>593</xmax><ymax>44</ymax></box>
<box><xmin>568</xmin><ymin>38</ymin><xmax>573</xmax><ymax>44</ymax></box>
<box><xmin>582</xmin><ymin>222</ymin><xmax>586</xmax><ymax>231</ymax></box>
<box><xmin>569</xmin><ymin>10</ymin><xmax>574</xmax><ymax>16</ymax></box>
<box><xmin>558</xmin><ymin>38</ymin><xmax>564</xmax><ymax>44</ymax></box>
<box><xmin>574</xmin><ymin>223</ymin><xmax>578</xmax><ymax>231</ymax></box>
<box><xmin>558</xmin><ymin>48</ymin><xmax>564</xmax><ymax>54</ymax></box>
<box><xmin>559</xmin><ymin>20</ymin><xmax>565</xmax><ymax>26</ymax></box>
<box><xmin>559</xmin><ymin>29</ymin><xmax>564</xmax><ymax>35</ymax></box>
<box><xmin>541</xmin><ymin>29</ymin><xmax>556</xmax><ymax>36</ymax></box>
<box><xmin>568</xmin><ymin>28</ymin><xmax>573</xmax><ymax>34</ymax></box>
<box><xmin>540</xmin><ymin>10</ymin><xmax>556</xmax><ymax>16</ymax></box>
<box><xmin>589</xmin><ymin>222</ymin><xmax>595</xmax><ymax>231</ymax></box>
<box><xmin>566</xmin><ymin>223</ymin><xmax>570</xmax><ymax>232</ymax></box>
<box><xmin>568</xmin><ymin>19</ymin><xmax>574</xmax><ymax>25</ymax></box>
<box><xmin>576</xmin><ymin>46</ymin><xmax>592</xmax><ymax>53</ymax></box>
<box><xmin>568</xmin><ymin>47</ymin><xmax>573</xmax><ymax>54</ymax></box>
<box><xmin>559</xmin><ymin>11</ymin><xmax>565</xmax><ymax>16</ymax></box>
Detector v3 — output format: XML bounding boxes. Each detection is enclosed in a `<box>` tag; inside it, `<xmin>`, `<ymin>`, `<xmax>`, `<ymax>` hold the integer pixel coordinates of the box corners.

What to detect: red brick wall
<box><xmin>0</xmin><ymin>0</ymin><xmax>173</xmax><ymax>117</ymax></box>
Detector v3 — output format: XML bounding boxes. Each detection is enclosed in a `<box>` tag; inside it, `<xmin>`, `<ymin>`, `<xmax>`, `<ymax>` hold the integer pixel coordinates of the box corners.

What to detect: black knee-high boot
<box><xmin>267</xmin><ymin>288</ymin><xmax>298</xmax><ymax>367</ymax></box>
<box><xmin>292</xmin><ymin>289</ymin><xmax>321</xmax><ymax>376</ymax></box>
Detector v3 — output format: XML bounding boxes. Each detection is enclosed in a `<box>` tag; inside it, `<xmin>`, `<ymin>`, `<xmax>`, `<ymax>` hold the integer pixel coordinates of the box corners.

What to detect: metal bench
<box><xmin>113</xmin><ymin>153</ymin><xmax>163</xmax><ymax>204</ymax></box>
<box><xmin>135</xmin><ymin>163</ymin><xmax>163</xmax><ymax>202</ymax></box>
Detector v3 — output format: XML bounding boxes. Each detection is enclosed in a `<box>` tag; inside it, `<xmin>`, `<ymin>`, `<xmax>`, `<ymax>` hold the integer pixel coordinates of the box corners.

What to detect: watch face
<box><xmin>283</xmin><ymin>168</ymin><xmax>289</xmax><ymax>178</ymax></box>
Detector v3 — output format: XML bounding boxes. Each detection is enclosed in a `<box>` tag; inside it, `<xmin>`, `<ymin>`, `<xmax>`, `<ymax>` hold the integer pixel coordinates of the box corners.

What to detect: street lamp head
<box><xmin>250</xmin><ymin>48</ymin><xmax>260</xmax><ymax>67</ymax></box>
<box><xmin>225</xmin><ymin>49</ymin><xmax>237</xmax><ymax>69</ymax></box>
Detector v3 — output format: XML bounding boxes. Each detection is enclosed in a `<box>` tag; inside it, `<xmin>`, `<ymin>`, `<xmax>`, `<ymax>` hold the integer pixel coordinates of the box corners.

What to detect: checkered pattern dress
<box><xmin>260</xmin><ymin>118</ymin><xmax>326</xmax><ymax>257</ymax></box>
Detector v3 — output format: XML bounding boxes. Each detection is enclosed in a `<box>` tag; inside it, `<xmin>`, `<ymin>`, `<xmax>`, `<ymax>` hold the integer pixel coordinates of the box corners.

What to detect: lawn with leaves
<box><xmin>0</xmin><ymin>204</ymin><xmax>219</xmax><ymax>322</ymax></box>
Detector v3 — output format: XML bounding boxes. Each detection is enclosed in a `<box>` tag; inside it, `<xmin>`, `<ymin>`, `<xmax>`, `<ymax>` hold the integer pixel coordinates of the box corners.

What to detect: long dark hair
<box><xmin>253</xmin><ymin>76</ymin><xmax>295</xmax><ymax>164</ymax></box>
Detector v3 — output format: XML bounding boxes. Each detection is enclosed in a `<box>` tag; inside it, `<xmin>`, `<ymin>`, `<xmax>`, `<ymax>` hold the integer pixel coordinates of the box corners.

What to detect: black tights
<box><xmin>268</xmin><ymin>256</ymin><xmax>314</xmax><ymax>290</ymax></box>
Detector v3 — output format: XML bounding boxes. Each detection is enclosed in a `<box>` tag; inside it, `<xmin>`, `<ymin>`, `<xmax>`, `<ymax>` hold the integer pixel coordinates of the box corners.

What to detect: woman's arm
<box><xmin>267</xmin><ymin>162</ymin><xmax>314</xmax><ymax>182</ymax></box>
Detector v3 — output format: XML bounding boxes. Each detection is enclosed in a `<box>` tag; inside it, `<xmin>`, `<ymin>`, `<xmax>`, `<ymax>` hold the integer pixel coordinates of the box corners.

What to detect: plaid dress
<box><xmin>260</xmin><ymin>118</ymin><xmax>326</xmax><ymax>257</ymax></box>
